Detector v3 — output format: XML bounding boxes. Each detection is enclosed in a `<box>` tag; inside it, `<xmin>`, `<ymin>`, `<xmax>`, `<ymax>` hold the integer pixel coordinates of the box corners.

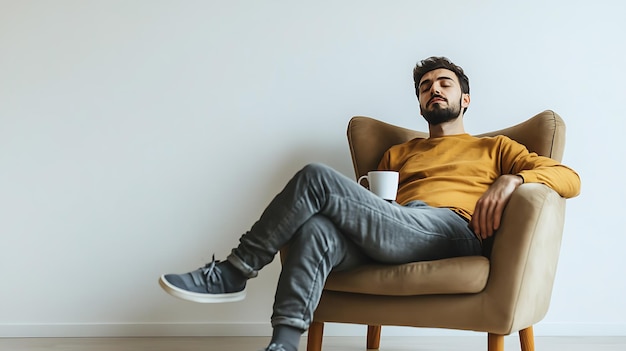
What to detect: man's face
<box><xmin>417</xmin><ymin>68</ymin><xmax>469</xmax><ymax>125</ymax></box>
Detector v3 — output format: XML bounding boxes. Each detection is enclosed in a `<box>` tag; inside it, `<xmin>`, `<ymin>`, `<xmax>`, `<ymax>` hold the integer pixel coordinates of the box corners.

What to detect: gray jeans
<box><xmin>227</xmin><ymin>163</ymin><xmax>481</xmax><ymax>330</ymax></box>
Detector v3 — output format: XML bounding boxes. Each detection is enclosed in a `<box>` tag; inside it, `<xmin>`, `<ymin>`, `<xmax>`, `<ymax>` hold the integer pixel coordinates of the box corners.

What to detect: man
<box><xmin>159</xmin><ymin>56</ymin><xmax>581</xmax><ymax>351</ymax></box>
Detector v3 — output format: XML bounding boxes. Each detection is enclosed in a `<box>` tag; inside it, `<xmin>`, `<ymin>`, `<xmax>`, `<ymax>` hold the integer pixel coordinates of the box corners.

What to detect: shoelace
<box><xmin>199</xmin><ymin>254</ymin><xmax>223</xmax><ymax>291</ymax></box>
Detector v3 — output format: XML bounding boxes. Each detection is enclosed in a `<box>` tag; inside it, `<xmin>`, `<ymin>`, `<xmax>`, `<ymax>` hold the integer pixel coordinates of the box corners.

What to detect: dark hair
<box><xmin>413</xmin><ymin>56</ymin><xmax>470</xmax><ymax>97</ymax></box>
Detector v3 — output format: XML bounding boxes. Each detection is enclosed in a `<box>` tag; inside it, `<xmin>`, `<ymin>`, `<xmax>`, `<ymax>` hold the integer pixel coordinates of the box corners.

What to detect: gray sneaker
<box><xmin>159</xmin><ymin>255</ymin><xmax>246</xmax><ymax>303</ymax></box>
<box><xmin>260</xmin><ymin>344</ymin><xmax>286</xmax><ymax>351</ymax></box>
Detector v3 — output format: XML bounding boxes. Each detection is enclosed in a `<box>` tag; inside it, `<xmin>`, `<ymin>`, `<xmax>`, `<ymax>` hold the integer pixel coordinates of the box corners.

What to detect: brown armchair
<box><xmin>306</xmin><ymin>110</ymin><xmax>568</xmax><ymax>351</ymax></box>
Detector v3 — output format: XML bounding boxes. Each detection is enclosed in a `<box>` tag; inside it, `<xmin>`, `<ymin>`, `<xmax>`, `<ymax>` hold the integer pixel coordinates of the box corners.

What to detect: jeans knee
<box><xmin>299</xmin><ymin>162</ymin><xmax>333</xmax><ymax>179</ymax></box>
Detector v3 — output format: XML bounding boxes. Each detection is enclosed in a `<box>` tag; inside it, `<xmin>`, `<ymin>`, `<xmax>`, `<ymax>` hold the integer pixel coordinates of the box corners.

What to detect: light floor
<box><xmin>1</xmin><ymin>336</ymin><xmax>626</xmax><ymax>351</ymax></box>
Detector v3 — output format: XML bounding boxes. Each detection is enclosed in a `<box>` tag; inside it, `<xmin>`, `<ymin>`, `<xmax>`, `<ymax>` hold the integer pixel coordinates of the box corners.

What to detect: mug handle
<box><xmin>357</xmin><ymin>175</ymin><xmax>369</xmax><ymax>188</ymax></box>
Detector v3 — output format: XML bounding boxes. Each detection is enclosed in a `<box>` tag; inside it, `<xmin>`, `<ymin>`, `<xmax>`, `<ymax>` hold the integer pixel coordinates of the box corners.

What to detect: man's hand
<box><xmin>470</xmin><ymin>174</ymin><xmax>523</xmax><ymax>239</ymax></box>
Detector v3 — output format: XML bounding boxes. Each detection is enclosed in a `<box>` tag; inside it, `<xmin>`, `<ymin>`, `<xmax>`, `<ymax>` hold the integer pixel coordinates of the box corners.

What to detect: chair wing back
<box><xmin>347</xmin><ymin>117</ymin><xmax>427</xmax><ymax>179</ymax></box>
<box><xmin>347</xmin><ymin>110</ymin><xmax>565</xmax><ymax>179</ymax></box>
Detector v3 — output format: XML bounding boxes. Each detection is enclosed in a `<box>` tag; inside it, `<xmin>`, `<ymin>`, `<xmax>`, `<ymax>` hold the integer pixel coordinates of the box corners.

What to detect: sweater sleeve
<box><xmin>377</xmin><ymin>148</ymin><xmax>393</xmax><ymax>170</ymax></box>
<box><xmin>500</xmin><ymin>137</ymin><xmax>581</xmax><ymax>198</ymax></box>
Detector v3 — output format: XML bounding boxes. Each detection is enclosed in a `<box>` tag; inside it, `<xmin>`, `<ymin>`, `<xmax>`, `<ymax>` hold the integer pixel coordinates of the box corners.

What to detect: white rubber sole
<box><xmin>158</xmin><ymin>275</ymin><xmax>246</xmax><ymax>303</ymax></box>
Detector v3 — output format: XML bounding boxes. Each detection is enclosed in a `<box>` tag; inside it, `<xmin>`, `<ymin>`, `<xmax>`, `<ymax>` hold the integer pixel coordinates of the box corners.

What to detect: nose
<box><xmin>431</xmin><ymin>83</ymin><xmax>441</xmax><ymax>95</ymax></box>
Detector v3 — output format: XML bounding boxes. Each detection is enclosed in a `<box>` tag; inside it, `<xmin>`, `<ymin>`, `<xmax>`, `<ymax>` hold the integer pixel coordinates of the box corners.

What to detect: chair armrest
<box><xmin>484</xmin><ymin>183</ymin><xmax>566</xmax><ymax>330</ymax></box>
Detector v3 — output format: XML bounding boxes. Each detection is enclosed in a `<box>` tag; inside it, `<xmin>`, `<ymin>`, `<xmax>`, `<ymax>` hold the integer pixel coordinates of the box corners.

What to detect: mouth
<box><xmin>427</xmin><ymin>96</ymin><xmax>447</xmax><ymax>107</ymax></box>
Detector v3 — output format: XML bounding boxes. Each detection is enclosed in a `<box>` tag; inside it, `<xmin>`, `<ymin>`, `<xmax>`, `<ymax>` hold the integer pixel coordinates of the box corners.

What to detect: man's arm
<box><xmin>502</xmin><ymin>136</ymin><xmax>581</xmax><ymax>199</ymax></box>
<box><xmin>471</xmin><ymin>137</ymin><xmax>581</xmax><ymax>239</ymax></box>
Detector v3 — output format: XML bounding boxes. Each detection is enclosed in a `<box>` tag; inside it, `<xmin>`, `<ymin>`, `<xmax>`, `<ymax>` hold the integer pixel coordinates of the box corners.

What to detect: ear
<box><xmin>461</xmin><ymin>93</ymin><xmax>470</xmax><ymax>108</ymax></box>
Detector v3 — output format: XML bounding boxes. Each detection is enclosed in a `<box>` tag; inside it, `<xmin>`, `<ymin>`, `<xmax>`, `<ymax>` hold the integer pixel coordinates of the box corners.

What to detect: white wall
<box><xmin>1</xmin><ymin>0</ymin><xmax>624</xmax><ymax>337</ymax></box>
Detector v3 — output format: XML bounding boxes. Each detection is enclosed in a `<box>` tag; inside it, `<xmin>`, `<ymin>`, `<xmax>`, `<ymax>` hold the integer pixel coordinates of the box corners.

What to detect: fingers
<box><xmin>470</xmin><ymin>200</ymin><xmax>486</xmax><ymax>238</ymax></box>
<box><xmin>471</xmin><ymin>198</ymin><xmax>501</xmax><ymax>239</ymax></box>
<box><xmin>492</xmin><ymin>203</ymin><xmax>503</xmax><ymax>232</ymax></box>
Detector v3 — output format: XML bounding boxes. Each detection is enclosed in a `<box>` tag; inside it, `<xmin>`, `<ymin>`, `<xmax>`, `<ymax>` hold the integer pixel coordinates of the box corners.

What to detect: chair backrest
<box><xmin>347</xmin><ymin>110</ymin><xmax>565</xmax><ymax>179</ymax></box>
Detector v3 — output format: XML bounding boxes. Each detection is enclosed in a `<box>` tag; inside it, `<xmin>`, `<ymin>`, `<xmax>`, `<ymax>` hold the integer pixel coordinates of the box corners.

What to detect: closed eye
<box><xmin>419</xmin><ymin>80</ymin><xmax>432</xmax><ymax>94</ymax></box>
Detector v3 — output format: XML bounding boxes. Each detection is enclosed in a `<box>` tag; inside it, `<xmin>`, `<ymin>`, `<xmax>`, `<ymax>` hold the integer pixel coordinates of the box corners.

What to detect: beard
<box><xmin>421</xmin><ymin>97</ymin><xmax>463</xmax><ymax>125</ymax></box>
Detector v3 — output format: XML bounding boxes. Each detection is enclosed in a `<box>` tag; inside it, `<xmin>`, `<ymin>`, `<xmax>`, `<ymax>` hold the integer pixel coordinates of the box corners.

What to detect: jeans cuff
<box><xmin>271</xmin><ymin>316</ymin><xmax>308</xmax><ymax>331</ymax></box>
<box><xmin>226</xmin><ymin>250</ymin><xmax>258</xmax><ymax>278</ymax></box>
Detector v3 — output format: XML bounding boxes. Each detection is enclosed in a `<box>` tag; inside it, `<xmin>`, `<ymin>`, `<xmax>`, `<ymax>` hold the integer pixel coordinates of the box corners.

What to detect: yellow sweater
<box><xmin>377</xmin><ymin>133</ymin><xmax>581</xmax><ymax>221</ymax></box>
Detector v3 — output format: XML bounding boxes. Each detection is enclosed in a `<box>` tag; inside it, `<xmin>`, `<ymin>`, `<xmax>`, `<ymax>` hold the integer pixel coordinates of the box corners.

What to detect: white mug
<box><xmin>357</xmin><ymin>171</ymin><xmax>399</xmax><ymax>201</ymax></box>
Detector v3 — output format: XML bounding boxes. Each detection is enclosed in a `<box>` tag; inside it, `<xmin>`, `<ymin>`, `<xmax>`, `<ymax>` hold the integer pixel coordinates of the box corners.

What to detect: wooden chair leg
<box><xmin>519</xmin><ymin>326</ymin><xmax>535</xmax><ymax>351</ymax></box>
<box><xmin>307</xmin><ymin>321</ymin><xmax>324</xmax><ymax>351</ymax></box>
<box><xmin>488</xmin><ymin>333</ymin><xmax>504</xmax><ymax>351</ymax></box>
<box><xmin>366</xmin><ymin>325</ymin><xmax>382</xmax><ymax>349</ymax></box>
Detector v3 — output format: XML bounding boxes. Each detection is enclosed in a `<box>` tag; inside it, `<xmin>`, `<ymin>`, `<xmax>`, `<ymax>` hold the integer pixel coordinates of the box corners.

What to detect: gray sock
<box><xmin>270</xmin><ymin>325</ymin><xmax>303</xmax><ymax>351</ymax></box>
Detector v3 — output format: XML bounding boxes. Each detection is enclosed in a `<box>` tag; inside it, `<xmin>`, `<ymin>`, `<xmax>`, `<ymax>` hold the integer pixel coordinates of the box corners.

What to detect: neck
<box><xmin>428</xmin><ymin>115</ymin><xmax>466</xmax><ymax>137</ymax></box>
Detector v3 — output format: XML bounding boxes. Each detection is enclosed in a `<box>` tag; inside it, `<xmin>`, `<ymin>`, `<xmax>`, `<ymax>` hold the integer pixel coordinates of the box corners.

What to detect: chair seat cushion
<box><xmin>323</xmin><ymin>256</ymin><xmax>490</xmax><ymax>296</ymax></box>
